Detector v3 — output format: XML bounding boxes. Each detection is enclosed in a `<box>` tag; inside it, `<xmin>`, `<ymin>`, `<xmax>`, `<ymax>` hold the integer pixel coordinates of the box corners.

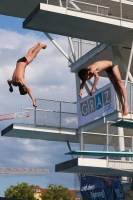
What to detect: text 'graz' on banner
<box><xmin>77</xmin><ymin>83</ymin><xmax>116</xmax><ymax>127</ymax></box>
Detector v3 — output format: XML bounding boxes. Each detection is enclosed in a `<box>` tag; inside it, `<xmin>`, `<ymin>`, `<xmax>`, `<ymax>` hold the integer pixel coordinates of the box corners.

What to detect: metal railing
<box><xmin>20</xmin><ymin>81</ymin><xmax>133</xmax><ymax>128</ymax></box>
<box><xmin>67</xmin><ymin>0</ymin><xmax>109</xmax><ymax>15</ymax></box>
<box><xmin>68</xmin><ymin>39</ymin><xmax>99</xmax><ymax>66</ymax></box>
<box><xmin>46</xmin><ymin>0</ymin><xmax>133</xmax><ymax>22</ymax></box>
<box><xmin>21</xmin><ymin>99</ymin><xmax>78</xmax><ymax>129</ymax></box>
<box><xmin>84</xmin><ymin>130</ymin><xmax>133</xmax><ymax>170</ymax></box>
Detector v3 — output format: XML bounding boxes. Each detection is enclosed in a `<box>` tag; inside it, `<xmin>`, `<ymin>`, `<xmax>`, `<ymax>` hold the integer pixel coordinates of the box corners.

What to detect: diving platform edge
<box><xmin>1</xmin><ymin>123</ymin><xmax>79</xmax><ymax>143</ymax></box>
<box><xmin>55</xmin><ymin>157</ymin><xmax>133</xmax><ymax>177</ymax></box>
<box><xmin>23</xmin><ymin>3</ymin><xmax>133</xmax><ymax>46</ymax></box>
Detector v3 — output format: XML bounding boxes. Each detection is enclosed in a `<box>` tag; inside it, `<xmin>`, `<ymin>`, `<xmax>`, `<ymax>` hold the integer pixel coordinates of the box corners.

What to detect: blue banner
<box><xmin>80</xmin><ymin>174</ymin><xmax>124</xmax><ymax>200</ymax></box>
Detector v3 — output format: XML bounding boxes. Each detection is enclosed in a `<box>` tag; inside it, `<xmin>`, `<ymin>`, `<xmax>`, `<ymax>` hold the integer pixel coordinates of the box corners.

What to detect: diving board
<box><xmin>65</xmin><ymin>150</ymin><xmax>133</xmax><ymax>157</ymax></box>
<box><xmin>23</xmin><ymin>3</ymin><xmax>133</xmax><ymax>47</ymax></box>
<box><xmin>111</xmin><ymin>119</ymin><xmax>133</xmax><ymax>129</ymax></box>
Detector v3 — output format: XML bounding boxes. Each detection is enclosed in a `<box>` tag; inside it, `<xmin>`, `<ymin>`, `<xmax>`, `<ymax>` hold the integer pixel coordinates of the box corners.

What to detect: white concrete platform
<box><xmin>55</xmin><ymin>157</ymin><xmax>133</xmax><ymax>176</ymax></box>
<box><xmin>70</xmin><ymin>43</ymin><xmax>132</xmax><ymax>80</ymax></box>
<box><xmin>1</xmin><ymin>123</ymin><xmax>79</xmax><ymax>143</ymax></box>
<box><xmin>23</xmin><ymin>3</ymin><xmax>133</xmax><ymax>46</ymax></box>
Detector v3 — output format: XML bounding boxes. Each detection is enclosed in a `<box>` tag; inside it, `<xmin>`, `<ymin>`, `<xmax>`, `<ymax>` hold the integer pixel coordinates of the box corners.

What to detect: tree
<box><xmin>4</xmin><ymin>182</ymin><xmax>36</xmax><ymax>200</ymax></box>
<box><xmin>41</xmin><ymin>184</ymin><xmax>74</xmax><ymax>200</ymax></box>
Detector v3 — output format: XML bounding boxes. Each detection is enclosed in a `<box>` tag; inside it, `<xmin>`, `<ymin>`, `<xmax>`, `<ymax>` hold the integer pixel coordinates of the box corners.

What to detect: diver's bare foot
<box><xmin>42</xmin><ymin>44</ymin><xmax>47</xmax><ymax>49</ymax></box>
<box><xmin>123</xmin><ymin>105</ymin><xmax>129</xmax><ymax>116</ymax></box>
<box><xmin>38</xmin><ymin>42</ymin><xmax>47</xmax><ymax>49</ymax></box>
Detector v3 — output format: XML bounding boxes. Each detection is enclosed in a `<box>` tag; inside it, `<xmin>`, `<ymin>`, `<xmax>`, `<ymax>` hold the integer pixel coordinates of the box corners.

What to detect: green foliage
<box><xmin>41</xmin><ymin>184</ymin><xmax>74</xmax><ymax>200</ymax></box>
<box><xmin>4</xmin><ymin>182</ymin><xmax>36</xmax><ymax>200</ymax></box>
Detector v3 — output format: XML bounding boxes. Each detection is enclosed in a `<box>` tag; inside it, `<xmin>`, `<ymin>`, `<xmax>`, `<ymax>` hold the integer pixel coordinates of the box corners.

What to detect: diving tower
<box><xmin>2</xmin><ymin>0</ymin><xmax>133</xmax><ymax>196</ymax></box>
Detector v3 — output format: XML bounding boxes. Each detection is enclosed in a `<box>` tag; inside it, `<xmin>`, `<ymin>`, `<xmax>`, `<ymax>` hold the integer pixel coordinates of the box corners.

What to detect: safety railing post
<box><xmin>60</xmin><ymin>102</ymin><xmax>61</xmax><ymax>128</ymax></box>
<box><xmin>34</xmin><ymin>101</ymin><xmax>36</xmax><ymax>127</ymax></box>
<box><xmin>132</xmin><ymin>137</ymin><xmax>133</xmax><ymax>161</ymax></box>
<box><xmin>131</xmin><ymin>83</ymin><xmax>133</xmax><ymax>117</ymax></box>
<box><xmin>106</xmin><ymin>122</ymin><xmax>109</xmax><ymax>167</ymax></box>
<box><xmin>66</xmin><ymin>0</ymin><xmax>68</xmax><ymax>9</ymax></box>
<box><xmin>120</xmin><ymin>0</ymin><xmax>122</xmax><ymax>23</ymax></box>
<box><xmin>21</xmin><ymin>107</ymin><xmax>23</xmax><ymax>123</ymax></box>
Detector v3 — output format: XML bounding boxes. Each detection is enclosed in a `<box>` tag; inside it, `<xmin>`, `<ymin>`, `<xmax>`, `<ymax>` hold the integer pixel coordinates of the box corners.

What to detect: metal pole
<box><xmin>44</xmin><ymin>32</ymin><xmax>73</xmax><ymax>64</ymax></box>
<box><xmin>131</xmin><ymin>83</ymin><xmax>133</xmax><ymax>117</ymax></box>
<box><xmin>59</xmin><ymin>0</ymin><xmax>62</xmax><ymax>7</ymax></box>
<box><xmin>34</xmin><ymin>101</ymin><xmax>36</xmax><ymax>127</ymax></box>
<box><xmin>21</xmin><ymin>107</ymin><xmax>23</xmax><ymax>123</ymax></box>
<box><xmin>120</xmin><ymin>0</ymin><xmax>122</xmax><ymax>24</ymax></box>
<box><xmin>125</xmin><ymin>40</ymin><xmax>133</xmax><ymax>88</ymax></box>
<box><xmin>106</xmin><ymin>122</ymin><xmax>109</xmax><ymax>167</ymax></box>
<box><xmin>112</xmin><ymin>46</ymin><xmax>125</xmax><ymax>150</ymax></box>
<box><xmin>80</xmin><ymin>39</ymin><xmax>82</xmax><ymax>58</ymax></box>
<box><xmin>68</xmin><ymin>37</ymin><xmax>76</xmax><ymax>62</ymax></box>
<box><xmin>103</xmin><ymin>126</ymin><xmax>117</xmax><ymax>151</ymax></box>
<box><xmin>60</xmin><ymin>102</ymin><xmax>61</xmax><ymax>128</ymax></box>
<box><xmin>75</xmin><ymin>72</ymin><xmax>80</xmax><ymax>100</ymax></box>
<box><xmin>116</xmin><ymin>47</ymin><xmax>133</xmax><ymax>83</ymax></box>
<box><xmin>78</xmin><ymin>40</ymin><xmax>80</xmax><ymax>59</ymax></box>
<box><xmin>66</xmin><ymin>0</ymin><xmax>68</xmax><ymax>8</ymax></box>
<box><xmin>69</xmin><ymin>0</ymin><xmax>81</xmax><ymax>10</ymax></box>
<box><xmin>96</xmin><ymin>42</ymin><xmax>99</xmax><ymax>53</ymax></box>
<box><xmin>87</xmin><ymin>79</ymin><xmax>98</xmax><ymax>90</ymax></box>
<box><xmin>67</xmin><ymin>141</ymin><xmax>74</xmax><ymax>159</ymax></box>
<box><xmin>132</xmin><ymin>137</ymin><xmax>133</xmax><ymax>161</ymax></box>
<box><xmin>84</xmin><ymin>82</ymin><xmax>90</xmax><ymax>94</ymax></box>
<box><xmin>80</xmin><ymin>127</ymin><xmax>84</xmax><ymax>151</ymax></box>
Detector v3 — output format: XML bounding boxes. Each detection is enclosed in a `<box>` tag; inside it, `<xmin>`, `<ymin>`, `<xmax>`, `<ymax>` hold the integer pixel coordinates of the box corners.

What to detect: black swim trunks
<box><xmin>105</xmin><ymin>62</ymin><xmax>117</xmax><ymax>73</ymax></box>
<box><xmin>17</xmin><ymin>57</ymin><xmax>29</xmax><ymax>65</ymax></box>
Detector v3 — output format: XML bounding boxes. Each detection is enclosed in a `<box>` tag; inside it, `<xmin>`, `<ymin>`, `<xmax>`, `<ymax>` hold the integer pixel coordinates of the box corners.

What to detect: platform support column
<box><xmin>112</xmin><ymin>46</ymin><xmax>125</xmax><ymax>153</ymax></box>
<box><xmin>131</xmin><ymin>137</ymin><xmax>133</xmax><ymax>161</ymax></box>
<box><xmin>75</xmin><ymin>73</ymin><xmax>80</xmax><ymax>100</ymax></box>
<box><xmin>125</xmin><ymin>39</ymin><xmax>133</xmax><ymax>87</ymax></box>
<box><xmin>79</xmin><ymin>127</ymin><xmax>84</xmax><ymax>158</ymax></box>
<box><xmin>116</xmin><ymin>47</ymin><xmax>133</xmax><ymax>83</ymax></box>
<box><xmin>106</xmin><ymin>122</ymin><xmax>109</xmax><ymax>166</ymax></box>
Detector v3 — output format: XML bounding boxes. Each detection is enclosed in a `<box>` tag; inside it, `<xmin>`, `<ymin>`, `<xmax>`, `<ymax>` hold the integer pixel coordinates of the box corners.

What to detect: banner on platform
<box><xmin>77</xmin><ymin>83</ymin><xmax>116</xmax><ymax>127</ymax></box>
<box><xmin>80</xmin><ymin>174</ymin><xmax>124</xmax><ymax>200</ymax></box>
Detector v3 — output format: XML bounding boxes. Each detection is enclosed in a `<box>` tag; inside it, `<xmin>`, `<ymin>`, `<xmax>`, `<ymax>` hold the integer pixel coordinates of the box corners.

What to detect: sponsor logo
<box><xmin>80</xmin><ymin>87</ymin><xmax>111</xmax><ymax>116</ymax></box>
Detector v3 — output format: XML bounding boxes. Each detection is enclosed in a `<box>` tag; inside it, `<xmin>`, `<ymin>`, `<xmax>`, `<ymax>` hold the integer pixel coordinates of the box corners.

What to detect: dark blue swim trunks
<box><xmin>105</xmin><ymin>62</ymin><xmax>117</xmax><ymax>73</ymax></box>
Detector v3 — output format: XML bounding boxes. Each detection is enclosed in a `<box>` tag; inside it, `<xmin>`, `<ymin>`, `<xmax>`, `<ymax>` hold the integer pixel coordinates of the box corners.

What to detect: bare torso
<box><xmin>12</xmin><ymin>62</ymin><xmax>27</xmax><ymax>86</ymax></box>
<box><xmin>88</xmin><ymin>60</ymin><xmax>113</xmax><ymax>73</ymax></box>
